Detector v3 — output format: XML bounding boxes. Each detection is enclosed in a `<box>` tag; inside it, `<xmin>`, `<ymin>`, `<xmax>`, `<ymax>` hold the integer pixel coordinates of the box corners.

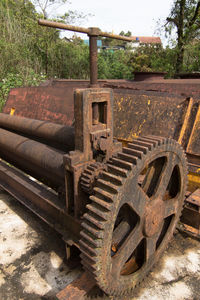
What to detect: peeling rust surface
<box><xmin>56</xmin><ymin>272</ymin><xmax>95</xmax><ymax>300</ymax></box>
<box><xmin>3</xmin><ymin>86</ymin><xmax>75</xmax><ymax>126</ymax></box>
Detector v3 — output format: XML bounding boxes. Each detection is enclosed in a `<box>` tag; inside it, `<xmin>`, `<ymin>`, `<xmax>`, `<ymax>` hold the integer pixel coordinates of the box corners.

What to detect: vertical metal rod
<box><xmin>89</xmin><ymin>35</ymin><xmax>98</xmax><ymax>87</ymax></box>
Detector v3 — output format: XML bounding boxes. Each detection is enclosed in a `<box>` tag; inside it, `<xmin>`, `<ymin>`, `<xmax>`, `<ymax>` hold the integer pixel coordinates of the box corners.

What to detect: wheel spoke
<box><xmin>128</xmin><ymin>184</ymin><xmax>149</xmax><ymax>217</ymax></box>
<box><xmin>112</xmin><ymin>223</ymin><xmax>143</xmax><ymax>277</ymax></box>
<box><xmin>163</xmin><ymin>198</ymin><xmax>179</xmax><ymax>218</ymax></box>
<box><xmin>154</xmin><ymin>153</ymin><xmax>178</xmax><ymax>199</ymax></box>
<box><xmin>141</xmin><ymin>164</ymin><xmax>155</xmax><ymax>193</ymax></box>
<box><xmin>145</xmin><ymin>221</ymin><xmax>164</xmax><ymax>261</ymax></box>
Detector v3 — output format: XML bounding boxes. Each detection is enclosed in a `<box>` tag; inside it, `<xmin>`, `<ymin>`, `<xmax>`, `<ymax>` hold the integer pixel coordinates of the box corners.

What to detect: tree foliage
<box><xmin>0</xmin><ymin>0</ymin><xmax>200</xmax><ymax>111</ymax></box>
<box><xmin>165</xmin><ymin>0</ymin><xmax>200</xmax><ymax>73</ymax></box>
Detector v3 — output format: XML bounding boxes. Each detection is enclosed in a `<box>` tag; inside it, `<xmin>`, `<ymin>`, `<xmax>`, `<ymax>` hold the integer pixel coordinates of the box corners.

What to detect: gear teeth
<box><xmin>117</xmin><ymin>152</ymin><xmax>137</xmax><ymax>164</ymax></box>
<box><xmin>123</xmin><ymin>147</ymin><xmax>143</xmax><ymax>158</ymax></box>
<box><xmin>80</xmin><ymin>253</ymin><xmax>97</xmax><ymax>268</ymax></box>
<box><xmin>107</xmin><ymin>163</ymin><xmax>128</xmax><ymax>177</ymax></box>
<box><xmin>136</xmin><ymin>137</ymin><xmax>159</xmax><ymax>147</ymax></box>
<box><xmin>111</xmin><ymin>157</ymin><xmax>133</xmax><ymax>170</ymax></box>
<box><xmin>84</xmin><ymin>169</ymin><xmax>93</xmax><ymax>176</ymax></box>
<box><xmin>86</xmin><ymin>203</ymin><xmax>108</xmax><ymax>220</ymax></box>
<box><xmin>81</xmin><ymin>257</ymin><xmax>96</xmax><ymax>274</ymax></box>
<box><xmin>143</xmin><ymin>135</ymin><xmax>166</xmax><ymax>145</ymax></box>
<box><xmin>90</xmin><ymin>195</ymin><xmax>112</xmax><ymax>211</ymax></box>
<box><xmin>79</xmin><ymin>246</ymin><xmax>97</xmax><ymax>263</ymax></box>
<box><xmin>127</xmin><ymin>142</ymin><xmax>148</xmax><ymax>154</ymax></box>
<box><xmin>101</xmin><ymin>171</ymin><xmax>123</xmax><ymax>186</ymax></box>
<box><xmin>82</xmin><ymin>220</ymin><xmax>103</xmax><ymax>238</ymax></box>
<box><xmin>81</xmin><ymin>162</ymin><xmax>107</xmax><ymax>195</ymax></box>
<box><xmin>84</xmin><ymin>211</ymin><xmax>106</xmax><ymax>229</ymax></box>
<box><xmin>97</xmin><ymin>179</ymin><xmax>119</xmax><ymax>194</ymax></box>
<box><xmin>93</xmin><ymin>187</ymin><xmax>114</xmax><ymax>202</ymax></box>
<box><xmin>80</xmin><ymin>229</ymin><xmax>101</xmax><ymax>247</ymax></box>
<box><xmin>79</xmin><ymin>239</ymin><xmax>98</xmax><ymax>256</ymax></box>
<box><xmin>81</xmin><ymin>175</ymin><xmax>90</xmax><ymax>182</ymax></box>
<box><xmin>129</xmin><ymin>139</ymin><xmax>153</xmax><ymax>150</ymax></box>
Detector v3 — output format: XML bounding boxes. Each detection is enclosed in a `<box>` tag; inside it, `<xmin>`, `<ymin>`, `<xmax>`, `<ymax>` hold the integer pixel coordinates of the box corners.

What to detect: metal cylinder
<box><xmin>0</xmin><ymin>128</ymin><xmax>65</xmax><ymax>188</ymax></box>
<box><xmin>0</xmin><ymin>113</ymin><xmax>75</xmax><ymax>151</ymax></box>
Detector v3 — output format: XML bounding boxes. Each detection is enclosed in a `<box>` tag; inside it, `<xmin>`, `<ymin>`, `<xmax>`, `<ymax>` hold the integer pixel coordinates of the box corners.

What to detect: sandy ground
<box><xmin>0</xmin><ymin>191</ymin><xmax>199</xmax><ymax>300</ymax></box>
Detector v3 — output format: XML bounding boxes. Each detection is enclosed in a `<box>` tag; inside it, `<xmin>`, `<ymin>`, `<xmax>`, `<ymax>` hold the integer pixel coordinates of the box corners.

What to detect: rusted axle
<box><xmin>0</xmin><ymin>113</ymin><xmax>75</xmax><ymax>151</ymax></box>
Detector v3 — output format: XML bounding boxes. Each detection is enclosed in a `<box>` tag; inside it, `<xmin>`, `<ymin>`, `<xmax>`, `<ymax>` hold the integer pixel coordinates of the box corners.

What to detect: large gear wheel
<box><xmin>79</xmin><ymin>136</ymin><xmax>188</xmax><ymax>297</ymax></box>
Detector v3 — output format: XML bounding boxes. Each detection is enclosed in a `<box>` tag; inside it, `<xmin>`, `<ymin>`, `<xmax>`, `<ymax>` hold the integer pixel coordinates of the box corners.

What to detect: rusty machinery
<box><xmin>0</xmin><ymin>20</ymin><xmax>199</xmax><ymax>298</ymax></box>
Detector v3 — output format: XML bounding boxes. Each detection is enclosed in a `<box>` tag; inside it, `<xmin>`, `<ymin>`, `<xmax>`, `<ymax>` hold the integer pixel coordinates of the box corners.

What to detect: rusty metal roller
<box><xmin>0</xmin><ymin>113</ymin><xmax>75</xmax><ymax>151</ymax></box>
<box><xmin>0</xmin><ymin>127</ymin><xmax>65</xmax><ymax>187</ymax></box>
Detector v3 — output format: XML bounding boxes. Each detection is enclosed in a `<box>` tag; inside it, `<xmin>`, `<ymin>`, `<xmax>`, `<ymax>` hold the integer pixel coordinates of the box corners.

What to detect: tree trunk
<box><xmin>175</xmin><ymin>0</ymin><xmax>185</xmax><ymax>74</ymax></box>
<box><xmin>176</xmin><ymin>45</ymin><xmax>184</xmax><ymax>74</ymax></box>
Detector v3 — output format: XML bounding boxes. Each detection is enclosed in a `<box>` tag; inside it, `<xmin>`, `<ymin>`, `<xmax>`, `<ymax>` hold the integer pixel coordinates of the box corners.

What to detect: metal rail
<box><xmin>38</xmin><ymin>19</ymin><xmax>133</xmax><ymax>87</ymax></box>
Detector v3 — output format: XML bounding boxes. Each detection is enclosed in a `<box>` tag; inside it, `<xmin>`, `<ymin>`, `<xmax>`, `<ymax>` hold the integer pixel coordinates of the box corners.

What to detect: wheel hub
<box><xmin>144</xmin><ymin>198</ymin><xmax>164</xmax><ymax>237</ymax></box>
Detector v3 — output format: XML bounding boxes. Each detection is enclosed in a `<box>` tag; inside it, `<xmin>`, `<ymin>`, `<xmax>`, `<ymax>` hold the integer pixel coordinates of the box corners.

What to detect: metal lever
<box><xmin>38</xmin><ymin>19</ymin><xmax>133</xmax><ymax>87</ymax></box>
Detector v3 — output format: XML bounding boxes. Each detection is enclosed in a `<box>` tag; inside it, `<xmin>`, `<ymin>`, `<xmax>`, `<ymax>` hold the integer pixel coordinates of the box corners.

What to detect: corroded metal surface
<box><xmin>56</xmin><ymin>272</ymin><xmax>95</xmax><ymax>300</ymax></box>
<box><xmin>180</xmin><ymin>189</ymin><xmax>200</xmax><ymax>237</ymax></box>
<box><xmin>80</xmin><ymin>136</ymin><xmax>188</xmax><ymax>296</ymax></box>
<box><xmin>3</xmin><ymin>86</ymin><xmax>75</xmax><ymax>126</ymax></box>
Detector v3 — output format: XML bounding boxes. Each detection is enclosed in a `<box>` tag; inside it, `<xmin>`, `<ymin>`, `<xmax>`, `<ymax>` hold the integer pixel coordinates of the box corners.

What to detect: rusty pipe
<box><xmin>0</xmin><ymin>113</ymin><xmax>75</xmax><ymax>151</ymax></box>
<box><xmin>89</xmin><ymin>35</ymin><xmax>98</xmax><ymax>86</ymax></box>
<box><xmin>0</xmin><ymin>128</ymin><xmax>65</xmax><ymax>188</ymax></box>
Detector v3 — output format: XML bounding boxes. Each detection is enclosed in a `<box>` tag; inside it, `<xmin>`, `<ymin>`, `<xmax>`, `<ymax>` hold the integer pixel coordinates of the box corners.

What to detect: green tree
<box><xmin>165</xmin><ymin>0</ymin><xmax>200</xmax><ymax>73</ymax></box>
<box><xmin>98</xmin><ymin>50</ymin><xmax>133</xmax><ymax>79</ymax></box>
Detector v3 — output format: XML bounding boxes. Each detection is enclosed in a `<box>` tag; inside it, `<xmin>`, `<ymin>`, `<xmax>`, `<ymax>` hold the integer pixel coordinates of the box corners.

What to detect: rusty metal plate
<box><xmin>3</xmin><ymin>86</ymin><xmax>75</xmax><ymax>126</ymax></box>
<box><xmin>56</xmin><ymin>272</ymin><xmax>95</xmax><ymax>300</ymax></box>
<box><xmin>113</xmin><ymin>90</ymin><xmax>186</xmax><ymax>140</ymax></box>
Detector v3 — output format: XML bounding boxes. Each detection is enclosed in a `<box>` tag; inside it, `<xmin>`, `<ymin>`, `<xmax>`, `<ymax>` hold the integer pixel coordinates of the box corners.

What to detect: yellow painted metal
<box><xmin>178</xmin><ymin>98</ymin><xmax>194</xmax><ymax>145</ymax></box>
<box><xmin>186</xmin><ymin>104</ymin><xmax>200</xmax><ymax>155</ymax></box>
<box><xmin>188</xmin><ymin>172</ymin><xmax>200</xmax><ymax>192</ymax></box>
<box><xmin>10</xmin><ymin>107</ymin><xmax>15</xmax><ymax>115</ymax></box>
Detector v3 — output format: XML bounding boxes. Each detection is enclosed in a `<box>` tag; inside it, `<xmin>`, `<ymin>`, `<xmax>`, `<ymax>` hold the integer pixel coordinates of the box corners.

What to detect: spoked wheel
<box><xmin>79</xmin><ymin>136</ymin><xmax>187</xmax><ymax>297</ymax></box>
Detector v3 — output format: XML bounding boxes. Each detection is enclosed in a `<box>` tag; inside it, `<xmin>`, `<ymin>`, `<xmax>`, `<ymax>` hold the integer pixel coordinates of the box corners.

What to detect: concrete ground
<box><xmin>0</xmin><ymin>191</ymin><xmax>199</xmax><ymax>300</ymax></box>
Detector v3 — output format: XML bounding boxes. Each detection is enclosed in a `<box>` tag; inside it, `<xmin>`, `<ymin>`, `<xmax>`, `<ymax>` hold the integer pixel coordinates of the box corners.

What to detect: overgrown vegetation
<box><xmin>0</xmin><ymin>0</ymin><xmax>199</xmax><ymax>109</ymax></box>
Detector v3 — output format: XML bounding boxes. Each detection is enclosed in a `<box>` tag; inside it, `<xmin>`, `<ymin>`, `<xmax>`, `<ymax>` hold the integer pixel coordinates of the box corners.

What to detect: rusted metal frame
<box><xmin>64</xmin><ymin>88</ymin><xmax>118</xmax><ymax>219</ymax></box>
<box><xmin>0</xmin><ymin>160</ymin><xmax>81</xmax><ymax>243</ymax></box>
<box><xmin>56</xmin><ymin>271</ymin><xmax>95</xmax><ymax>300</ymax></box>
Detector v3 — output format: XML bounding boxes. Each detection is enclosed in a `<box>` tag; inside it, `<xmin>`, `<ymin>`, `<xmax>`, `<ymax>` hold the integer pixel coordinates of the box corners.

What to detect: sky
<box><xmin>54</xmin><ymin>0</ymin><xmax>174</xmax><ymax>42</ymax></box>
